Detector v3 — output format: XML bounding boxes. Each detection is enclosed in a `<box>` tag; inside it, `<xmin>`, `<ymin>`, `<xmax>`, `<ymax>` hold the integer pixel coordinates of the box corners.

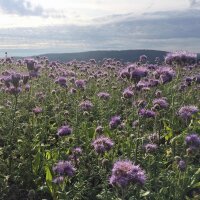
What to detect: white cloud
<box><xmin>0</xmin><ymin>0</ymin><xmax>199</xmax><ymax>56</ymax></box>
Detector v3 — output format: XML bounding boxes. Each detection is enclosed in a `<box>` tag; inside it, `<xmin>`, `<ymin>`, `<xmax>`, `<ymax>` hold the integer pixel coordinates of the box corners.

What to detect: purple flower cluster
<box><xmin>185</xmin><ymin>134</ymin><xmax>200</xmax><ymax>149</ymax></box>
<box><xmin>109</xmin><ymin>116</ymin><xmax>121</xmax><ymax>129</ymax></box>
<box><xmin>139</xmin><ymin>55</ymin><xmax>148</xmax><ymax>63</ymax></box>
<box><xmin>130</xmin><ymin>67</ymin><xmax>148</xmax><ymax>80</ymax></box>
<box><xmin>53</xmin><ymin>161</ymin><xmax>75</xmax><ymax>177</ymax></box>
<box><xmin>25</xmin><ymin>59</ymin><xmax>36</xmax><ymax>71</ymax></box>
<box><xmin>123</xmin><ymin>88</ymin><xmax>134</xmax><ymax>99</ymax></box>
<box><xmin>153</xmin><ymin>98</ymin><xmax>169</xmax><ymax>109</ymax></box>
<box><xmin>119</xmin><ymin>69</ymin><xmax>130</xmax><ymax>79</ymax></box>
<box><xmin>178</xmin><ymin>160</ymin><xmax>186</xmax><ymax>171</ymax></box>
<box><xmin>1</xmin><ymin>72</ymin><xmax>27</xmax><ymax>95</ymax></box>
<box><xmin>109</xmin><ymin>160</ymin><xmax>146</xmax><ymax>187</ymax></box>
<box><xmin>75</xmin><ymin>79</ymin><xmax>86</xmax><ymax>89</ymax></box>
<box><xmin>165</xmin><ymin>51</ymin><xmax>197</xmax><ymax>65</ymax></box>
<box><xmin>79</xmin><ymin>100</ymin><xmax>93</xmax><ymax>111</ymax></box>
<box><xmin>144</xmin><ymin>143</ymin><xmax>158</xmax><ymax>154</ymax></box>
<box><xmin>154</xmin><ymin>67</ymin><xmax>175</xmax><ymax>84</ymax></box>
<box><xmin>55</xmin><ymin>77</ymin><xmax>67</xmax><ymax>87</ymax></box>
<box><xmin>178</xmin><ymin>105</ymin><xmax>199</xmax><ymax>120</ymax></box>
<box><xmin>57</xmin><ymin>125</ymin><xmax>72</xmax><ymax>136</ymax></box>
<box><xmin>139</xmin><ymin>109</ymin><xmax>156</xmax><ymax>118</ymax></box>
<box><xmin>92</xmin><ymin>136</ymin><xmax>114</xmax><ymax>154</ymax></box>
<box><xmin>97</xmin><ymin>92</ymin><xmax>110</xmax><ymax>100</ymax></box>
<box><xmin>25</xmin><ymin>59</ymin><xmax>40</xmax><ymax>78</ymax></box>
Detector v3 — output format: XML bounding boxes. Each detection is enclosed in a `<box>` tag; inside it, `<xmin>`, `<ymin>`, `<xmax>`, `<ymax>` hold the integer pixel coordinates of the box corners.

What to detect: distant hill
<box><xmin>37</xmin><ymin>50</ymin><xmax>168</xmax><ymax>63</ymax></box>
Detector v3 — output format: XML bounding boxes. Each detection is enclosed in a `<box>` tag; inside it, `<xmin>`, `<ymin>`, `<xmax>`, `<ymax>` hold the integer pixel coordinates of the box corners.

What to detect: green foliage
<box><xmin>0</xmin><ymin>57</ymin><xmax>199</xmax><ymax>200</ymax></box>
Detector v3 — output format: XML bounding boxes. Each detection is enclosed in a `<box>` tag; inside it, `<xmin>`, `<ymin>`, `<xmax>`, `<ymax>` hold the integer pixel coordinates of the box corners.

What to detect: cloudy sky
<box><xmin>0</xmin><ymin>0</ymin><xmax>200</xmax><ymax>56</ymax></box>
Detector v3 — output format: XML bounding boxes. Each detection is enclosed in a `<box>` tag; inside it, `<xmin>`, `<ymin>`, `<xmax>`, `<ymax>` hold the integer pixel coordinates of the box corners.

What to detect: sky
<box><xmin>0</xmin><ymin>0</ymin><xmax>200</xmax><ymax>56</ymax></box>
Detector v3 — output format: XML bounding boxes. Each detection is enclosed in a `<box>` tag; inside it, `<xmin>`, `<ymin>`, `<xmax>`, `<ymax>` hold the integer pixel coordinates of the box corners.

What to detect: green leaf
<box><xmin>32</xmin><ymin>150</ymin><xmax>41</xmax><ymax>175</ymax></box>
<box><xmin>192</xmin><ymin>182</ymin><xmax>200</xmax><ymax>188</ymax></box>
<box><xmin>45</xmin><ymin>165</ymin><xmax>53</xmax><ymax>193</ymax></box>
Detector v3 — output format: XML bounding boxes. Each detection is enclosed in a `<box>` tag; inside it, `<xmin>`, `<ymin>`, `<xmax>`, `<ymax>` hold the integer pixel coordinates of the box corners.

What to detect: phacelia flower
<box><xmin>154</xmin><ymin>67</ymin><xmax>175</xmax><ymax>84</ymax></box>
<box><xmin>139</xmin><ymin>109</ymin><xmax>156</xmax><ymax>118</ymax></box>
<box><xmin>53</xmin><ymin>161</ymin><xmax>75</xmax><ymax>177</ymax></box>
<box><xmin>11</xmin><ymin>73</ymin><xmax>21</xmax><ymax>87</ymax></box>
<box><xmin>144</xmin><ymin>143</ymin><xmax>158</xmax><ymax>153</ymax></box>
<box><xmin>165</xmin><ymin>51</ymin><xmax>197</xmax><ymax>65</ymax></box>
<box><xmin>79</xmin><ymin>100</ymin><xmax>93</xmax><ymax>111</ymax></box>
<box><xmin>185</xmin><ymin>134</ymin><xmax>200</xmax><ymax>148</ymax></box>
<box><xmin>57</xmin><ymin>125</ymin><xmax>72</xmax><ymax>136</ymax></box>
<box><xmin>123</xmin><ymin>88</ymin><xmax>133</xmax><ymax>99</ymax></box>
<box><xmin>178</xmin><ymin>160</ymin><xmax>186</xmax><ymax>172</ymax></box>
<box><xmin>32</xmin><ymin>106</ymin><xmax>43</xmax><ymax>114</ymax></box>
<box><xmin>178</xmin><ymin>105</ymin><xmax>199</xmax><ymax>120</ymax></box>
<box><xmin>53</xmin><ymin>176</ymin><xmax>65</xmax><ymax>184</ymax></box>
<box><xmin>72</xmin><ymin>147</ymin><xmax>82</xmax><ymax>155</ymax></box>
<box><xmin>109</xmin><ymin>116</ymin><xmax>121</xmax><ymax>129</ymax></box>
<box><xmin>92</xmin><ymin>135</ymin><xmax>114</xmax><ymax>154</ymax></box>
<box><xmin>153</xmin><ymin>98</ymin><xmax>169</xmax><ymax>109</ymax></box>
<box><xmin>55</xmin><ymin>77</ymin><xmax>67</xmax><ymax>87</ymax></box>
<box><xmin>131</xmin><ymin>67</ymin><xmax>148</xmax><ymax>80</ymax></box>
<box><xmin>75</xmin><ymin>79</ymin><xmax>86</xmax><ymax>89</ymax></box>
<box><xmin>97</xmin><ymin>92</ymin><xmax>110</xmax><ymax>100</ymax></box>
<box><xmin>109</xmin><ymin>160</ymin><xmax>146</xmax><ymax>188</ymax></box>
<box><xmin>139</xmin><ymin>55</ymin><xmax>148</xmax><ymax>63</ymax></box>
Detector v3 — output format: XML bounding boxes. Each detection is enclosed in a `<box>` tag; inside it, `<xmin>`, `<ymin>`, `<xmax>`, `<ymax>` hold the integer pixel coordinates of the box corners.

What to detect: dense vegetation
<box><xmin>0</xmin><ymin>52</ymin><xmax>200</xmax><ymax>200</ymax></box>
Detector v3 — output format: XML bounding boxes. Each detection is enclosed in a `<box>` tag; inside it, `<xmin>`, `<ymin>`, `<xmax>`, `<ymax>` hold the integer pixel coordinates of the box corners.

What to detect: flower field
<box><xmin>0</xmin><ymin>52</ymin><xmax>200</xmax><ymax>200</ymax></box>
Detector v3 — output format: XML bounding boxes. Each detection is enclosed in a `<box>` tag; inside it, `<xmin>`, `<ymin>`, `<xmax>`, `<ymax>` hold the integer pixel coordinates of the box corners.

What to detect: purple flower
<box><xmin>75</xmin><ymin>79</ymin><xmax>86</xmax><ymax>89</ymax></box>
<box><xmin>139</xmin><ymin>55</ymin><xmax>148</xmax><ymax>63</ymax></box>
<box><xmin>72</xmin><ymin>147</ymin><xmax>82</xmax><ymax>155</ymax></box>
<box><xmin>144</xmin><ymin>143</ymin><xmax>158</xmax><ymax>153</ymax></box>
<box><xmin>92</xmin><ymin>135</ymin><xmax>114</xmax><ymax>154</ymax></box>
<box><xmin>32</xmin><ymin>106</ymin><xmax>43</xmax><ymax>114</ymax></box>
<box><xmin>109</xmin><ymin>160</ymin><xmax>146</xmax><ymax>188</ymax></box>
<box><xmin>165</xmin><ymin>51</ymin><xmax>197</xmax><ymax>65</ymax></box>
<box><xmin>53</xmin><ymin>176</ymin><xmax>64</xmax><ymax>184</ymax></box>
<box><xmin>57</xmin><ymin>125</ymin><xmax>72</xmax><ymax>136</ymax></box>
<box><xmin>131</xmin><ymin>67</ymin><xmax>148</xmax><ymax>80</ymax></box>
<box><xmin>53</xmin><ymin>161</ymin><xmax>75</xmax><ymax>177</ymax></box>
<box><xmin>79</xmin><ymin>100</ymin><xmax>93</xmax><ymax>111</ymax></box>
<box><xmin>153</xmin><ymin>98</ymin><xmax>169</xmax><ymax>109</ymax></box>
<box><xmin>25</xmin><ymin>84</ymin><xmax>30</xmax><ymax>92</ymax></box>
<box><xmin>136</xmin><ymin>80</ymin><xmax>150</xmax><ymax>90</ymax></box>
<box><xmin>11</xmin><ymin>73</ymin><xmax>21</xmax><ymax>87</ymax></box>
<box><xmin>55</xmin><ymin>77</ymin><xmax>67</xmax><ymax>87</ymax></box>
<box><xmin>154</xmin><ymin>67</ymin><xmax>175</xmax><ymax>84</ymax></box>
<box><xmin>123</xmin><ymin>88</ymin><xmax>133</xmax><ymax>99</ymax></box>
<box><xmin>139</xmin><ymin>109</ymin><xmax>156</xmax><ymax>118</ymax></box>
<box><xmin>119</xmin><ymin>69</ymin><xmax>130</xmax><ymax>79</ymax></box>
<box><xmin>178</xmin><ymin>160</ymin><xmax>186</xmax><ymax>172</ymax></box>
<box><xmin>109</xmin><ymin>116</ymin><xmax>121</xmax><ymax>129</ymax></box>
<box><xmin>25</xmin><ymin>59</ymin><xmax>36</xmax><ymax>71</ymax></box>
<box><xmin>185</xmin><ymin>134</ymin><xmax>200</xmax><ymax>148</ymax></box>
<box><xmin>178</xmin><ymin>105</ymin><xmax>199</xmax><ymax>120</ymax></box>
<box><xmin>29</xmin><ymin>71</ymin><xmax>39</xmax><ymax>78</ymax></box>
<box><xmin>8</xmin><ymin>86</ymin><xmax>22</xmax><ymax>95</ymax></box>
<box><xmin>97</xmin><ymin>92</ymin><xmax>110</xmax><ymax>100</ymax></box>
